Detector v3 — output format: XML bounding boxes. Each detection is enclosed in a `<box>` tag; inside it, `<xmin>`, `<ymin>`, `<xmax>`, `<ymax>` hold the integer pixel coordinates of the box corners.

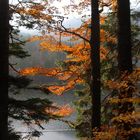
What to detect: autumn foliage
<box><xmin>19</xmin><ymin>15</ymin><xmax>116</xmax><ymax>95</ymax></box>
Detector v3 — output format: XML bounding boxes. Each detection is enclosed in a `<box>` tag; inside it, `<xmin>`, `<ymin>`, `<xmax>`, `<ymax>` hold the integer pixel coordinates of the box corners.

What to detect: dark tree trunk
<box><xmin>117</xmin><ymin>0</ymin><xmax>134</xmax><ymax>139</ymax></box>
<box><xmin>90</xmin><ymin>0</ymin><xmax>101</xmax><ymax>130</ymax></box>
<box><xmin>0</xmin><ymin>0</ymin><xmax>9</xmax><ymax>140</ymax></box>
<box><xmin>117</xmin><ymin>0</ymin><xmax>132</xmax><ymax>73</ymax></box>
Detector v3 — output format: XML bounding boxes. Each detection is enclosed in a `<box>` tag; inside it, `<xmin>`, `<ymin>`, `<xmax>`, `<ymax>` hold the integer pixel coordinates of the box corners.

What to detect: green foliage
<box><xmin>9</xmin><ymin>25</ymin><xmax>30</xmax><ymax>58</ymax></box>
<box><xmin>9</xmin><ymin>75</ymin><xmax>32</xmax><ymax>89</ymax></box>
<box><xmin>73</xmin><ymin>89</ymin><xmax>92</xmax><ymax>137</ymax></box>
<box><xmin>9</xmin><ymin>42</ymin><xmax>30</xmax><ymax>58</ymax></box>
<box><xmin>9</xmin><ymin>75</ymin><xmax>32</xmax><ymax>95</ymax></box>
<box><xmin>8</xmin><ymin>98</ymin><xmax>53</xmax><ymax>128</ymax></box>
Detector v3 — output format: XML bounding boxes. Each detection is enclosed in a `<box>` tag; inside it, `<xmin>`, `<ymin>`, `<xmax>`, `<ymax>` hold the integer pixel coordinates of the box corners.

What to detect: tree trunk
<box><xmin>117</xmin><ymin>0</ymin><xmax>132</xmax><ymax>73</ymax></box>
<box><xmin>0</xmin><ymin>0</ymin><xmax>9</xmax><ymax>140</ymax></box>
<box><xmin>117</xmin><ymin>0</ymin><xmax>134</xmax><ymax>139</ymax></box>
<box><xmin>90</xmin><ymin>0</ymin><xmax>101</xmax><ymax>131</ymax></box>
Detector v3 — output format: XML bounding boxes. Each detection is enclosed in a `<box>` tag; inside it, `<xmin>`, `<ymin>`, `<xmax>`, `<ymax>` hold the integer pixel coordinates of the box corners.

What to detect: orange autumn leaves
<box><xmin>19</xmin><ymin>16</ymin><xmax>115</xmax><ymax>95</ymax></box>
<box><xmin>16</xmin><ymin>3</ymin><xmax>53</xmax><ymax>21</ymax></box>
<box><xmin>19</xmin><ymin>67</ymin><xmax>84</xmax><ymax>95</ymax></box>
<box><xmin>19</xmin><ymin>67</ymin><xmax>61</xmax><ymax>76</ymax></box>
<box><xmin>19</xmin><ymin>33</ymin><xmax>111</xmax><ymax>95</ymax></box>
<box><xmin>28</xmin><ymin>104</ymin><xmax>74</xmax><ymax>117</ymax></box>
<box><xmin>47</xmin><ymin>78</ymin><xmax>84</xmax><ymax>95</ymax></box>
<box><xmin>107</xmin><ymin>68</ymin><xmax>140</xmax><ymax>90</ymax></box>
<box><xmin>45</xmin><ymin>104</ymin><xmax>74</xmax><ymax>117</ymax></box>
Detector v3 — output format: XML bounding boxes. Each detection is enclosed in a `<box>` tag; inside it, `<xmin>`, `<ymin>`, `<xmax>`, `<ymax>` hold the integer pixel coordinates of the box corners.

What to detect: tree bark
<box><xmin>90</xmin><ymin>0</ymin><xmax>101</xmax><ymax>130</ymax></box>
<box><xmin>0</xmin><ymin>0</ymin><xmax>9</xmax><ymax>139</ymax></box>
<box><xmin>117</xmin><ymin>0</ymin><xmax>132</xmax><ymax>73</ymax></box>
<box><xmin>117</xmin><ymin>0</ymin><xmax>134</xmax><ymax>139</ymax></box>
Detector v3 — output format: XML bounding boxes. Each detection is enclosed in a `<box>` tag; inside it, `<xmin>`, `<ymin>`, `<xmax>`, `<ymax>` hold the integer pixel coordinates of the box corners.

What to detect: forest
<box><xmin>0</xmin><ymin>0</ymin><xmax>140</xmax><ymax>140</ymax></box>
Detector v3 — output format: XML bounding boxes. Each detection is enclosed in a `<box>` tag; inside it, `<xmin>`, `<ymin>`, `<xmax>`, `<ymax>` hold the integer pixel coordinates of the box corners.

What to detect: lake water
<box><xmin>10</xmin><ymin>86</ymin><xmax>81</xmax><ymax>140</ymax></box>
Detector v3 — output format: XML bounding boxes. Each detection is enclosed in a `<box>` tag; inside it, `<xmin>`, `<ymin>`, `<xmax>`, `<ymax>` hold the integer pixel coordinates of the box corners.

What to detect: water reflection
<box><xmin>11</xmin><ymin>119</ymin><xmax>80</xmax><ymax>140</ymax></box>
<box><xmin>39</xmin><ymin>131</ymin><xmax>79</xmax><ymax>140</ymax></box>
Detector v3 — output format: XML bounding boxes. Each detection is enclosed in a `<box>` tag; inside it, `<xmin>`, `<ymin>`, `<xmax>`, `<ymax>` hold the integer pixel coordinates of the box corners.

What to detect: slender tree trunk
<box><xmin>117</xmin><ymin>0</ymin><xmax>134</xmax><ymax>139</ymax></box>
<box><xmin>0</xmin><ymin>0</ymin><xmax>9</xmax><ymax>140</ymax></box>
<box><xmin>117</xmin><ymin>0</ymin><xmax>132</xmax><ymax>73</ymax></box>
<box><xmin>90</xmin><ymin>0</ymin><xmax>101</xmax><ymax>131</ymax></box>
